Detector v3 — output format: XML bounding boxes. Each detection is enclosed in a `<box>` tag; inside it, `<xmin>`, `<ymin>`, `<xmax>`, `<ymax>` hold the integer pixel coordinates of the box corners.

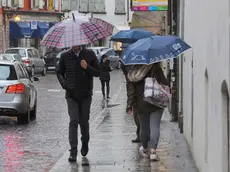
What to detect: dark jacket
<box><xmin>99</xmin><ymin>60</ymin><xmax>112</xmax><ymax>81</ymax></box>
<box><xmin>56</xmin><ymin>49</ymin><xmax>100</xmax><ymax>100</ymax></box>
<box><xmin>127</xmin><ymin>64</ymin><xmax>168</xmax><ymax>113</ymax></box>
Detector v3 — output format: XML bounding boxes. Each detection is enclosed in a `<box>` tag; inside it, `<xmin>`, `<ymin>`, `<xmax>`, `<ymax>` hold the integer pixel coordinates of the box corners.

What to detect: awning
<box><xmin>32</xmin><ymin>22</ymin><xmax>50</xmax><ymax>39</ymax></box>
<box><xmin>49</xmin><ymin>22</ymin><xmax>57</xmax><ymax>28</ymax></box>
<box><xmin>10</xmin><ymin>21</ymin><xmax>32</xmax><ymax>39</ymax></box>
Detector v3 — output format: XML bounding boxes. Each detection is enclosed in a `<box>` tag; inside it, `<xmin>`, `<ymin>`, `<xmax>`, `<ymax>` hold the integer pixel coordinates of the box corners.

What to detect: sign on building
<box><xmin>131</xmin><ymin>0</ymin><xmax>168</xmax><ymax>11</ymax></box>
<box><xmin>31</xmin><ymin>21</ymin><xmax>37</xmax><ymax>30</ymax></box>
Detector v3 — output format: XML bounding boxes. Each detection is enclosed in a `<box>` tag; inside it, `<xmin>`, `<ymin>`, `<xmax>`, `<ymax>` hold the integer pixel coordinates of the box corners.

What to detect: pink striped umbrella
<box><xmin>41</xmin><ymin>16</ymin><xmax>114</xmax><ymax>48</ymax></box>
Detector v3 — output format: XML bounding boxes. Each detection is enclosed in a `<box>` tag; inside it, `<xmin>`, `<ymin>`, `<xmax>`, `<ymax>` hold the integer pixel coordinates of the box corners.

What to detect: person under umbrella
<box><xmin>56</xmin><ymin>45</ymin><xmax>100</xmax><ymax>162</ymax></box>
<box><xmin>99</xmin><ymin>54</ymin><xmax>112</xmax><ymax>99</ymax></box>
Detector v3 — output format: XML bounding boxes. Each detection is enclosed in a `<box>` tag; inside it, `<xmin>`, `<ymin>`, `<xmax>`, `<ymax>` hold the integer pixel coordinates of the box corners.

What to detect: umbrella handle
<box><xmin>72</xmin><ymin>13</ymin><xmax>75</xmax><ymax>21</ymax></box>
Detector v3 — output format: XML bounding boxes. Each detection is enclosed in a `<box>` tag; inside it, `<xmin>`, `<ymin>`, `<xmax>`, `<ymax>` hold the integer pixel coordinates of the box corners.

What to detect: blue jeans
<box><xmin>139</xmin><ymin>109</ymin><xmax>164</xmax><ymax>149</ymax></box>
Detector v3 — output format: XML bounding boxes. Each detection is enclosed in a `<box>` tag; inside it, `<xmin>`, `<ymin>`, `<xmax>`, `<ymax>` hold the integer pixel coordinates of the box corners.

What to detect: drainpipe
<box><xmin>127</xmin><ymin>0</ymin><xmax>129</xmax><ymax>22</ymax></box>
<box><xmin>2</xmin><ymin>7</ymin><xmax>6</xmax><ymax>53</ymax></box>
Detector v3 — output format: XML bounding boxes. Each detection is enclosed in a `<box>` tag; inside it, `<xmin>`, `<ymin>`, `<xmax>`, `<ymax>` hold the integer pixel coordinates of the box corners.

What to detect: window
<box><xmin>31</xmin><ymin>0</ymin><xmax>39</xmax><ymax>8</ymax></box>
<box><xmin>32</xmin><ymin>49</ymin><xmax>39</xmax><ymax>58</ymax></box>
<box><xmin>115</xmin><ymin>0</ymin><xmax>126</xmax><ymax>14</ymax></box>
<box><xmin>106</xmin><ymin>50</ymin><xmax>117</xmax><ymax>56</ymax></box>
<box><xmin>16</xmin><ymin>64</ymin><xmax>26</xmax><ymax>79</ymax></box>
<box><xmin>7</xmin><ymin>0</ymin><xmax>22</xmax><ymax>7</ymax></box>
<box><xmin>0</xmin><ymin>65</ymin><xmax>17</xmax><ymax>80</ymax></box>
<box><xmin>79</xmin><ymin>0</ymin><xmax>89</xmax><ymax>12</ymax></box>
<box><xmin>27</xmin><ymin>49</ymin><xmax>33</xmax><ymax>58</ymax></box>
<box><xmin>13</xmin><ymin>55</ymin><xmax>22</xmax><ymax>62</ymax></box>
<box><xmin>19</xmin><ymin>65</ymin><xmax>29</xmax><ymax>79</ymax></box>
<box><xmin>89</xmin><ymin>0</ymin><xmax>106</xmax><ymax>13</ymax></box>
<box><xmin>5</xmin><ymin>49</ymin><xmax>26</xmax><ymax>58</ymax></box>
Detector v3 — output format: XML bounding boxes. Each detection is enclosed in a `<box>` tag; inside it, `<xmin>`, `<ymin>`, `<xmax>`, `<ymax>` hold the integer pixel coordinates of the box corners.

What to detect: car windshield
<box><xmin>5</xmin><ymin>49</ymin><xmax>26</xmax><ymax>58</ymax></box>
<box><xmin>0</xmin><ymin>54</ymin><xmax>13</xmax><ymax>61</ymax></box>
<box><xmin>0</xmin><ymin>65</ymin><xmax>17</xmax><ymax>80</ymax></box>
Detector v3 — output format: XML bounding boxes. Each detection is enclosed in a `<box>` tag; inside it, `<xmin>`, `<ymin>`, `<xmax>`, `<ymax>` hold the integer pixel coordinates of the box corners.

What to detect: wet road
<box><xmin>0</xmin><ymin>70</ymin><xmax>124</xmax><ymax>172</ymax></box>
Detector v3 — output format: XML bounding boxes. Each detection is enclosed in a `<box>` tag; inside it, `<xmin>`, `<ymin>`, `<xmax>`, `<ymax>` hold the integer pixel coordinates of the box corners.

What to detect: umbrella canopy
<box><xmin>121</xmin><ymin>35</ymin><xmax>191</xmax><ymax>65</ymax></box>
<box><xmin>41</xmin><ymin>16</ymin><xmax>114</xmax><ymax>48</ymax></box>
<box><xmin>110</xmin><ymin>28</ymin><xmax>154</xmax><ymax>43</ymax></box>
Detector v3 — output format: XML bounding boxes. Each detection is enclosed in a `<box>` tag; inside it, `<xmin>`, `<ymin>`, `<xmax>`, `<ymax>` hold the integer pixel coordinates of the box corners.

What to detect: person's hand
<box><xmin>126</xmin><ymin>107</ymin><xmax>132</xmax><ymax>114</ymax></box>
<box><xmin>81</xmin><ymin>60</ymin><xmax>87</xmax><ymax>69</ymax></box>
<box><xmin>128</xmin><ymin>109</ymin><xmax>132</xmax><ymax>114</ymax></box>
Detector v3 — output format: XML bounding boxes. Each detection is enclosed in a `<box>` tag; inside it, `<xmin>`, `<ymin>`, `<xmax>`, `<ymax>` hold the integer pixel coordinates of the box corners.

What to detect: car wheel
<box><xmin>41</xmin><ymin>66</ymin><xmax>47</xmax><ymax>76</ymax></box>
<box><xmin>30</xmin><ymin>100</ymin><xmax>37</xmax><ymax>120</ymax></box>
<box><xmin>18</xmin><ymin>109</ymin><xmax>30</xmax><ymax>124</ymax></box>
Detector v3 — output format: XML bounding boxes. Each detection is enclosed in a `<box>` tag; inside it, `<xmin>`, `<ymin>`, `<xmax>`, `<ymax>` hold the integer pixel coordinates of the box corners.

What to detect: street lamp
<box><xmin>14</xmin><ymin>15</ymin><xmax>21</xmax><ymax>22</ymax></box>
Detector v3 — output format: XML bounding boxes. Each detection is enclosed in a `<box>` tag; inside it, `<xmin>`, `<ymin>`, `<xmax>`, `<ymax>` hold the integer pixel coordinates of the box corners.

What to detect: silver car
<box><xmin>5</xmin><ymin>47</ymin><xmax>47</xmax><ymax>77</ymax></box>
<box><xmin>98</xmin><ymin>48</ymin><xmax>121</xmax><ymax>69</ymax></box>
<box><xmin>0</xmin><ymin>54</ymin><xmax>23</xmax><ymax>63</ymax></box>
<box><xmin>0</xmin><ymin>60</ymin><xmax>39</xmax><ymax>124</ymax></box>
<box><xmin>88</xmin><ymin>47</ymin><xmax>109</xmax><ymax>56</ymax></box>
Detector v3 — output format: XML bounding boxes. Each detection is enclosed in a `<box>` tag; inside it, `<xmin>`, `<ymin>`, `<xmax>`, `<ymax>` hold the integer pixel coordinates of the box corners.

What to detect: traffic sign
<box><xmin>31</xmin><ymin>21</ymin><xmax>37</xmax><ymax>30</ymax></box>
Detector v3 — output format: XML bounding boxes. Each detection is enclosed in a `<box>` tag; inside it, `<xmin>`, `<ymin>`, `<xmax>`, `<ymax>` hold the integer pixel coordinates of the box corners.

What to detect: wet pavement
<box><xmin>0</xmin><ymin>70</ymin><xmax>124</xmax><ymax>172</ymax></box>
<box><xmin>50</xmin><ymin>83</ymin><xmax>198</xmax><ymax>172</ymax></box>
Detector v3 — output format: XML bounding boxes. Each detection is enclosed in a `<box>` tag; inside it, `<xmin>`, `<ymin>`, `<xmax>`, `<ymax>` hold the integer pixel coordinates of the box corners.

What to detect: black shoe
<box><xmin>132</xmin><ymin>138</ymin><xmax>141</xmax><ymax>143</ymax></box>
<box><xmin>107</xmin><ymin>96</ymin><xmax>110</xmax><ymax>99</ymax></box>
<box><xmin>81</xmin><ymin>142</ymin><xmax>89</xmax><ymax>157</ymax></box>
<box><xmin>68</xmin><ymin>155</ymin><xmax>77</xmax><ymax>162</ymax></box>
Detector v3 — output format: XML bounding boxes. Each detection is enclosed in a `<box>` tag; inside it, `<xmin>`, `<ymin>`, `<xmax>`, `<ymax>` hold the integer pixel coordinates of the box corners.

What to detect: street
<box><xmin>0</xmin><ymin>70</ymin><xmax>124</xmax><ymax>172</ymax></box>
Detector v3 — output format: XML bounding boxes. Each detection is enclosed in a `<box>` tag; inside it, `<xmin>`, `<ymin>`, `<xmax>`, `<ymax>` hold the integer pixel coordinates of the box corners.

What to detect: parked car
<box><xmin>87</xmin><ymin>47</ymin><xmax>109</xmax><ymax>56</ymax></box>
<box><xmin>0</xmin><ymin>54</ymin><xmax>23</xmax><ymax>63</ymax></box>
<box><xmin>5</xmin><ymin>47</ymin><xmax>47</xmax><ymax>76</ymax></box>
<box><xmin>0</xmin><ymin>60</ymin><xmax>39</xmax><ymax>124</ymax></box>
<box><xmin>98</xmin><ymin>48</ymin><xmax>121</xmax><ymax>69</ymax></box>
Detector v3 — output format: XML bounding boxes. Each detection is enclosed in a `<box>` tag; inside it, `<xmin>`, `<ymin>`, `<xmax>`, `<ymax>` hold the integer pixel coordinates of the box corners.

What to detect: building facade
<box><xmin>62</xmin><ymin>0</ymin><xmax>132</xmax><ymax>49</ymax></box>
<box><xmin>178</xmin><ymin>0</ymin><xmax>230</xmax><ymax>171</ymax></box>
<box><xmin>0</xmin><ymin>0</ymin><xmax>63</xmax><ymax>54</ymax></box>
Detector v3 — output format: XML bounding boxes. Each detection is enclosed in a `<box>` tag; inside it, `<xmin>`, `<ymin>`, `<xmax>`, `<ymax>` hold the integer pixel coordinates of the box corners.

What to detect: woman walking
<box><xmin>126</xmin><ymin>63</ymin><xmax>168</xmax><ymax>160</ymax></box>
<box><xmin>100</xmin><ymin>55</ymin><xmax>112</xmax><ymax>99</ymax></box>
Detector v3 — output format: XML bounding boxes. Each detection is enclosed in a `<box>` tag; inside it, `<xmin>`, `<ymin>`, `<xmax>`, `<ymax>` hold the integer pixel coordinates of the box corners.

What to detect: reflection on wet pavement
<box><xmin>50</xmin><ymin>84</ymin><xmax>198</xmax><ymax>172</ymax></box>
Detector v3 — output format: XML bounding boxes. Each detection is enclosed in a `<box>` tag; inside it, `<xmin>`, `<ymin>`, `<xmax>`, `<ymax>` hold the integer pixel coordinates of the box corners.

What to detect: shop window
<box><xmin>221</xmin><ymin>80</ymin><xmax>230</xmax><ymax>172</ymax></box>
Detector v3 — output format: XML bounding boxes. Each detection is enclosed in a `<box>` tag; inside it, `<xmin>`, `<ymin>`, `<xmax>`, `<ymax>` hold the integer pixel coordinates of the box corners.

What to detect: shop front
<box><xmin>3</xmin><ymin>10</ymin><xmax>62</xmax><ymax>55</ymax></box>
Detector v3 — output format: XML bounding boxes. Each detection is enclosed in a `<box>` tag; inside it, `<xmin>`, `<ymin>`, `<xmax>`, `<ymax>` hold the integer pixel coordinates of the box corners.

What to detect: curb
<box><xmin>49</xmin><ymin>83</ymin><xmax>124</xmax><ymax>172</ymax></box>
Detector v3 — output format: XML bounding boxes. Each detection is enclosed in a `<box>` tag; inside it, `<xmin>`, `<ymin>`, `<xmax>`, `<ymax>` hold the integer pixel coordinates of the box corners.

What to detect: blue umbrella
<box><xmin>121</xmin><ymin>35</ymin><xmax>191</xmax><ymax>65</ymax></box>
<box><xmin>110</xmin><ymin>28</ymin><xmax>154</xmax><ymax>43</ymax></box>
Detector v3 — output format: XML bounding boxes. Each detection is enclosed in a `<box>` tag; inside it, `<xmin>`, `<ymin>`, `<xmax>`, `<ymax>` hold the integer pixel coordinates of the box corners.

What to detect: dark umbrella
<box><xmin>110</xmin><ymin>28</ymin><xmax>154</xmax><ymax>43</ymax></box>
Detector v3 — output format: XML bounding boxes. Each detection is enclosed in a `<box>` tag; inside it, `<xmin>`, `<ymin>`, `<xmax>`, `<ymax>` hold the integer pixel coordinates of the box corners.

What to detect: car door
<box><xmin>18</xmin><ymin>64</ymin><xmax>36</xmax><ymax>110</ymax></box>
<box><xmin>31</xmin><ymin>49</ymin><xmax>41</xmax><ymax>72</ymax></box>
<box><xmin>27</xmin><ymin>49</ymin><xmax>36</xmax><ymax>69</ymax></box>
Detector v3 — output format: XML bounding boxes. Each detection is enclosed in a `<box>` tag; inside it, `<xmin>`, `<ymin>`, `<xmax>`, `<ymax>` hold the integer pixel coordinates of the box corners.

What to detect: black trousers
<box><xmin>66</xmin><ymin>96</ymin><xmax>92</xmax><ymax>155</ymax></box>
<box><xmin>101</xmin><ymin>80</ymin><xmax>110</xmax><ymax>97</ymax></box>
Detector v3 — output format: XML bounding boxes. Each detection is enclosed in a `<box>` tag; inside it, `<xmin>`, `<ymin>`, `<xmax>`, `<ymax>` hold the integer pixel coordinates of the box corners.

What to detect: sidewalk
<box><xmin>49</xmin><ymin>83</ymin><xmax>198</xmax><ymax>172</ymax></box>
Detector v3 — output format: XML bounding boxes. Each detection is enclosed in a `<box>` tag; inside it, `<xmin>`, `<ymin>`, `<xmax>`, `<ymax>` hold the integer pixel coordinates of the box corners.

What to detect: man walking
<box><xmin>57</xmin><ymin>45</ymin><xmax>100</xmax><ymax>162</ymax></box>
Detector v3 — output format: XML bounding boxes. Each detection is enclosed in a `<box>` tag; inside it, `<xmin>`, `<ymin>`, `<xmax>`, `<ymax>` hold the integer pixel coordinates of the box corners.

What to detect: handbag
<box><xmin>143</xmin><ymin>69</ymin><xmax>170</xmax><ymax>108</ymax></box>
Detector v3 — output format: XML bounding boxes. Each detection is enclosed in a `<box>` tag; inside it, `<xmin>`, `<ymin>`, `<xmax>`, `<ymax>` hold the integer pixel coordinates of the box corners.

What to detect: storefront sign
<box><xmin>48</xmin><ymin>0</ymin><xmax>53</xmax><ymax>11</ymax></box>
<box><xmin>31</xmin><ymin>21</ymin><xmax>37</xmax><ymax>30</ymax></box>
<box><xmin>131</xmin><ymin>0</ymin><xmax>168</xmax><ymax>11</ymax></box>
